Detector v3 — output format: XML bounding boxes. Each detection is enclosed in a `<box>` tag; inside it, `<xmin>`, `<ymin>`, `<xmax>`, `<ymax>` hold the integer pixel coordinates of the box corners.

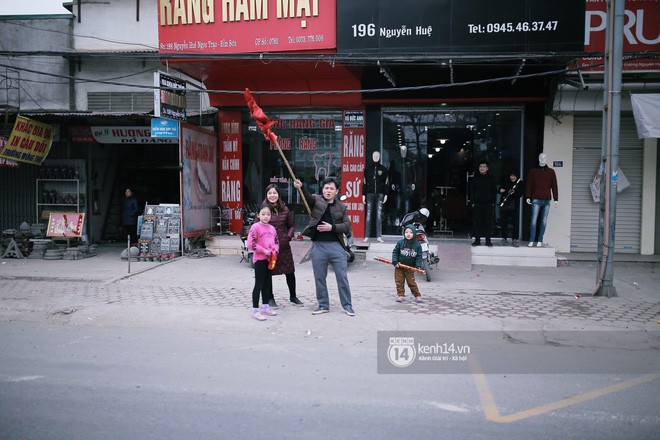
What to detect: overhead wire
<box><xmin>0</xmin><ymin>57</ymin><xmax>622</xmax><ymax>97</ymax></box>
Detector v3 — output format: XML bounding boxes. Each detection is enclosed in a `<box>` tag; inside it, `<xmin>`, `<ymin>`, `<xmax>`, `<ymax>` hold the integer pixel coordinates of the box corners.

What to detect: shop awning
<box><xmin>631</xmin><ymin>94</ymin><xmax>660</xmax><ymax>139</ymax></box>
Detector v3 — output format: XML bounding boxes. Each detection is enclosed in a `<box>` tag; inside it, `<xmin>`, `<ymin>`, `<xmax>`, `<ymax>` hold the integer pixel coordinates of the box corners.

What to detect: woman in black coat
<box><xmin>263</xmin><ymin>184</ymin><xmax>303</xmax><ymax>308</ymax></box>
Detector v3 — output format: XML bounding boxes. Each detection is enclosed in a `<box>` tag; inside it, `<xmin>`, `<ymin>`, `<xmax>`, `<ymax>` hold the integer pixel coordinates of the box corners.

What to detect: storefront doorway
<box><xmin>243</xmin><ymin>110</ymin><xmax>344</xmax><ymax>232</ymax></box>
<box><xmin>380</xmin><ymin>107</ymin><xmax>524</xmax><ymax>238</ymax></box>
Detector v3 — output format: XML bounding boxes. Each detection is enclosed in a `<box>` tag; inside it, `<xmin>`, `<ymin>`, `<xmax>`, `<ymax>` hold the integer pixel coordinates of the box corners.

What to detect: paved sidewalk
<box><xmin>1</xmin><ymin>245</ymin><xmax>658</xmax><ymax>333</ymax></box>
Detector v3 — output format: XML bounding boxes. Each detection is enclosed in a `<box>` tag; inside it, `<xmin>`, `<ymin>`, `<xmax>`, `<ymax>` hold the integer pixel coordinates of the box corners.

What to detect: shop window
<box><xmin>381</xmin><ymin>108</ymin><xmax>523</xmax><ymax>237</ymax></box>
<box><xmin>243</xmin><ymin>111</ymin><xmax>343</xmax><ymax>233</ymax></box>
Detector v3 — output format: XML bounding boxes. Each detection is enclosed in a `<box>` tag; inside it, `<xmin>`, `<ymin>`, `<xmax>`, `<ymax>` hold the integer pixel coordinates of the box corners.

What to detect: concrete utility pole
<box><xmin>595</xmin><ymin>0</ymin><xmax>624</xmax><ymax>297</ymax></box>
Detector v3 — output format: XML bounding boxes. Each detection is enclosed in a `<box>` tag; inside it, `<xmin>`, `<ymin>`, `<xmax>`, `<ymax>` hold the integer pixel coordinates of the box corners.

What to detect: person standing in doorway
<box><xmin>525</xmin><ymin>153</ymin><xmax>559</xmax><ymax>247</ymax></box>
<box><xmin>121</xmin><ymin>188</ymin><xmax>139</xmax><ymax>245</ymax></box>
<box><xmin>293</xmin><ymin>177</ymin><xmax>355</xmax><ymax>316</ymax></box>
<box><xmin>397</xmin><ymin>146</ymin><xmax>416</xmax><ymax>224</ymax></box>
<box><xmin>469</xmin><ymin>160</ymin><xmax>496</xmax><ymax>247</ymax></box>
<box><xmin>263</xmin><ymin>184</ymin><xmax>303</xmax><ymax>308</ymax></box>
<box><xmin>363</xmin><ymin>151</ymin><xmax>388</xmax><ymax>243</ymax></box>
<box><xmin>498</xmin><ymin>171</ymin><xmax>523</xmax><ymax>247</ymax></box>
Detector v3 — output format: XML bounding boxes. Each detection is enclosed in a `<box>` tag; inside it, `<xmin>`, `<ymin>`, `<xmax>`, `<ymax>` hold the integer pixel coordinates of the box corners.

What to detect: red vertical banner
<box><xmin>341</xmin><ymin>110</ymin><xmax>366</xmax><ymax>238</ymax></box>
<box><xmin>219</xmin><ymin>111</ymin><xmax>243</xmax><ymax>233</ymax></box>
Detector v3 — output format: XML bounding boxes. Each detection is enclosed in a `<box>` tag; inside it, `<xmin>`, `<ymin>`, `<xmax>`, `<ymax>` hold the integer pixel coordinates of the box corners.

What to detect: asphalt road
<box><xmin>1</xmin><ymin>321</ymin><xmax>658</xmax><ymax>440</ymax></box>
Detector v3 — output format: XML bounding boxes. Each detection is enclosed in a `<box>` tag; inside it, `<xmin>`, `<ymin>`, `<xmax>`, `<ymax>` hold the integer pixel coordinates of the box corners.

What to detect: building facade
<box><xmin>1</xmin><ymin>0</ymin><xmax>658</xmax><ymax>255</ymax></box>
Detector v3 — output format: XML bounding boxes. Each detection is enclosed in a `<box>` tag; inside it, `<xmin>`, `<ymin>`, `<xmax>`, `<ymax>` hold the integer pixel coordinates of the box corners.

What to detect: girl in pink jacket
<box><xmin>247</xmin><ymin>204</ymin><xmax>280</xmax><ymax>321</ymax></box>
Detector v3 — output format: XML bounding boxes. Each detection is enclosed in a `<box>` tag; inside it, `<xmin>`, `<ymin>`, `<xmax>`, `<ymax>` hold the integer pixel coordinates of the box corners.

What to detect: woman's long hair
<box><xmin>264</xmin><ymin>184</ymin><xmax>285</xmax><ymax>212</ymax></box>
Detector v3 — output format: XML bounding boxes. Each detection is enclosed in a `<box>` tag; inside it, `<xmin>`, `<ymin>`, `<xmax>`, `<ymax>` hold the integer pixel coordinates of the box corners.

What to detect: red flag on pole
<box><xmin>244</xmin><ymin>89</ymin><xmax>277</xmax><ymax>143</ymax></box>
<box><xmin>244</xmin><ymin>88</ymin><xmax>311</xmax><ymax>215</ymax></box>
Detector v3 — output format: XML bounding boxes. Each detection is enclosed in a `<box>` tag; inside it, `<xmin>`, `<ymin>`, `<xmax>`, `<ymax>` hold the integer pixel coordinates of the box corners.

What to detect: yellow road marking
<box><xmin>468</xmin><ymin>355</ymin><xmax>660</xmax><ymax>423</ymax></box>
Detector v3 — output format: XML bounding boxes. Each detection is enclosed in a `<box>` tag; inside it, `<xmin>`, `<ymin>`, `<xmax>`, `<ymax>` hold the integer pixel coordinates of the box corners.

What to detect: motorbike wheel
<box><xmin>423</xmin><ymin>260</ymin><xmax>431</xmax><ymax>282</ymax></box>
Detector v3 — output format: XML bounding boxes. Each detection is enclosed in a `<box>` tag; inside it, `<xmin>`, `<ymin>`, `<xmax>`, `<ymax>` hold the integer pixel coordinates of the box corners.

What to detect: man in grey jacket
<box><xmin>293</xmin><ymin>177</ymin><xmax>355</xmax><ymax>316</ymax></box>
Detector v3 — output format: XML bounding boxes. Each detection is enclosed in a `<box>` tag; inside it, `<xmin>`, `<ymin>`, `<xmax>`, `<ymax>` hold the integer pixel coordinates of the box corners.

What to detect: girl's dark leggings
<box><xmin>252</xmin><ymin>259</ymin><xmax>273</xmax><ymax>308</ymax></box>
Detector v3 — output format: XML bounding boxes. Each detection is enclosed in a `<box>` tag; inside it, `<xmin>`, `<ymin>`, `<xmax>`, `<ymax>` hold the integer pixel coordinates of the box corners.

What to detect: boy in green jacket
<box><xmin>392</xmin><ymin>225</ymin><xmax>424</xmax><ymax>303</ymax></box>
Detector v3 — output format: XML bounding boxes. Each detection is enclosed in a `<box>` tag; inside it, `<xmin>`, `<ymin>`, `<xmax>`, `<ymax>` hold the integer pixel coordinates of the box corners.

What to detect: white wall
<box><xmin>0</xmin><ymin>18</ymin><xmax>72</xmax><ymax>112</ymax></box>
<box><xmin>71</xmin><ymin>0</ymin><xmax>210</xmax><ymax>112</ymax></box>
<box><xmin>541</xmin><ymin>115</ymin><xmax>574</xmax><ymax>253</ymax></box>
<box><xmin>73</xmin><ymin>0</ymin><xmax>158</xmax><ymax>51</ymax></box>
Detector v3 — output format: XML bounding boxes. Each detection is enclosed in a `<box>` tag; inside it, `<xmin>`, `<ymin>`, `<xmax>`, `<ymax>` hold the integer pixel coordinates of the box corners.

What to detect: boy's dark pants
<box><xmin>394</xmin><ymin>266</ymin><xmax>421</xmax><ymax>297</ymax></box>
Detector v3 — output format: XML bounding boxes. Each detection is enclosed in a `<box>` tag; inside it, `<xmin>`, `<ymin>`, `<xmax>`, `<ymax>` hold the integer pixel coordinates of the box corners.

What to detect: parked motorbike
<box><xmin>400</xmin><ymin>208</ymin><xmax>439</xmax><ymax>282</ymax></box>
<box><xmin>239</xmin><ymin>204</ymin><xmax>257</xmax><ymax>267</ymax></box>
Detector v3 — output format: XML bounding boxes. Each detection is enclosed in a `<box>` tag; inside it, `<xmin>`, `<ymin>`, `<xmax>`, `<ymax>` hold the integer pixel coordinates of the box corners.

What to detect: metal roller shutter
<box><xmin>571</xmin><ymin>116</ymin><xmax>643</xmax><ymax>253</ymax></box>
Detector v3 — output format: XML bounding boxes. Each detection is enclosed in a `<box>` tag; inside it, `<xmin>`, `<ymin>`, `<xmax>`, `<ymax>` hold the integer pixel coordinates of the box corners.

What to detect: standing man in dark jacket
<box><xmin>469</xmin><ymin>160</ymin><xmax>496</xmax><ymax>247</ymax></box>
<box><xmin>121</xmin><ymin>187</ymin><xmax>139</xmax><ymax>245</ymax></box>
<box><xmin>498</xmin><ymin>171</ymin><xmax>523</xmax><ymax>247</ymax></box>
<box><xmin>293</xmin><ymin>177</ymin><xmax>355</xmax><ymax>316</ymax></box>
<box><xmin>363</xmin><ymin>151</ymin><xmax>389</xmax><ymax>242</ymax></box>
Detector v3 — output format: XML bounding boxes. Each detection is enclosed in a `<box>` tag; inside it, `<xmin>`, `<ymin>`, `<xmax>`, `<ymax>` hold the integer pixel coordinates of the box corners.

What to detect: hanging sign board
<box><xmin>341</xmin><ymin>110</ymin><xmax>366</xmax><ymax>238</ymax></box>
<box><xmin>219</xmin><ymin>111</ymin><xmax>243</xmax><ymax>234</ymax></box>
<box><xmin>154</xmin><ymin>71</ymin><xmax>187</xmax><ymax>121</ymax></box>
<box><xmin>68</xmin><ymin>126</ymin><xmax>178</xmax><ymax>144</ymax></box>
<box><xmin>151</xmin><ymin>118</ymin><xmax>180</xmax><ymax>138</ymax></box>
<box><xmin>1</xmin><ymin>116</ymin><xmax>55</xmax><ymax>165</ymax></box>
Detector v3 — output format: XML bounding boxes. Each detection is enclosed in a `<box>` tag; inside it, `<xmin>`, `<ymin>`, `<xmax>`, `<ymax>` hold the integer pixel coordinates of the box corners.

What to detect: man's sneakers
<box><xmin>415</xmin><ymin>296</ymin><xmax>424</xmax><ymax>303</ymax></box>
<box><xmin>290</xmin><ymin>296</ymin><xmax>304</xmax><ymax>306</ymax></box>
<box><xmin>312</xmin><ymin>306</ymin><xmax>355</xmax><ymax>316</ymax></box>
<box><xmin>268</xmin><ymin>298</ymin><xmax>278</xmax><ymax>309</ymax></box>
<box><xmin>396</xmin><ymin>296</ymin><xmax>405</xmax><ymax>303</ymax></box>
<box><xmin>512</xmin><ymin>239</ymin><xmax>520</xmax><ymax>247</ymax></box>
<box><xmin>528</xmin><ymin>241</ymin><xmax>535</xmax><ymax>247</ymax></box>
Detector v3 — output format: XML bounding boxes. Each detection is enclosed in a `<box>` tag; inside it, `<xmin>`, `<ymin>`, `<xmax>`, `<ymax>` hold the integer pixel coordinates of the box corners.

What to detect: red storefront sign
<box><xmin>579</xmin><ymin>0</ymin><xmax>660</xmax><ymax>72</ymax></box>
<box><xmin>157</xmin><ymin>0</ymin><xmax>336</xmax><ymax>54</ymax></box>
<box><xmin>219</xmin><ymin>111</ymin><xmax>243</xmax><ymax>233</ymax></box>
<box><xmin>341</xmin><ymin>110</ymin><xmax>366</xmax><ymax>238</ymax></box>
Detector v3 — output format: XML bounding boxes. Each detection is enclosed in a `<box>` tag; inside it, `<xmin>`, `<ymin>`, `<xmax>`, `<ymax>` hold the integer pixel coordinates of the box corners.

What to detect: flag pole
<box><xmin>271</xmin><ymin>137</ymin><xmax>311</xmax><ymax>215</ymax></box>
<box><xmin>244</xmin><ymin>89</ymin><xmax>311</xmax><ymax>214</ymax></box>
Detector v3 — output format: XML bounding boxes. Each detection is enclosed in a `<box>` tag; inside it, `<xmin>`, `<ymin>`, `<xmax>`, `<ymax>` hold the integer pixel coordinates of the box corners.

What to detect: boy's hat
<box><xmin>403</xmin><ymin>224</ymin><xmax>417</xmax><ymax>237</ymax></box>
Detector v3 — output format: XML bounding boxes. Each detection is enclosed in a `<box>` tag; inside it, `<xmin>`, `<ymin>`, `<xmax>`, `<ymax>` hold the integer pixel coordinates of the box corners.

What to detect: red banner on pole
<box><xmin>219</xmin><ymin>111</ymin><xmax>243</xmax><ymax>233</ymax></box>
<box><xmin>341</xmin><ymin>110</ymin><xmax>366</xmax><ymax>238</ymax></box>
